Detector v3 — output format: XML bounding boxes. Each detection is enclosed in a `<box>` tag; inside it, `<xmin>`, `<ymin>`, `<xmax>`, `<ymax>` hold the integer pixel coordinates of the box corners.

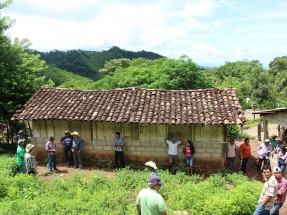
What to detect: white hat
<box><xmin>26</xmin><ymin>144</ymin><xmax>35</xmax><ymax>152</ymax></box>
<box><xmin>264</xmin><ymin>139</ymin><xmax>270</xmax><ymax>143</ymax></box>
<box><xmin>272</xmin><ymin>166</ymin><xmax>281</xmax><ymax>173</ymax></box>
<box><xmin>18</xmin><ymin>139</ymin><xmax>25</xmax><ymax>144</ymax></box>
<box><xmin>71</xmin><ymin>131</ymin><xmax>79</xmax><ymax>136</ymax></box>
<box><xmin>145</xmin><ymin>161</ymin><xmax>157</xmax><ymax>170</ymax></box>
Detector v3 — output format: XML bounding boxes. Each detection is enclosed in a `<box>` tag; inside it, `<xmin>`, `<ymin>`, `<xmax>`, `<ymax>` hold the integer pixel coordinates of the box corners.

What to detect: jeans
<box><xmin>63</xmin><ymin>148</ymin><xmax>72</xmax><ymax>165</ymax></box>
<box><xmin>185</xmin><ymin>156</ymin><xmax>193</xmax><ymax>167</ymax></box>
<box><xmin>169</xmin><ymin>154</ymin><xmax>178</xmax><ymax>174</ymax></box>
<box><xmin>115</xmin><ymin>151</ymin><xmax>125</xmax><ymax>168</ymax></box>
<box><xmin>73</xmin><ymin>149</ymin><xmax>82</xmax><ymax>168</ymax></box>
<box><xmin>241</xmin><ymin>158</ymin><xmax>249</xmax><ymax>174</ymax></box>
<box><xmin>227</xmin><ymin>157</ymin><xmax>235</xmax><ymax>170</ymax></box>
<box><xmin>270</xmin><ymin>203</ymin><xmax>283</xmax><ymax>215</ymax></box>
<box><xmin>253</xmin><ymin>204</ymin><xmax>270</xmax><ymax>215</ymax></box>
<box><xmin>19</xmin><ymin>163</ymin><xmax>27</xmax><ymax>174</ymax></box>
<box><xmin>48</xmin><ymin>154</ymin><xmax>56</xmax><ymax>171</ymax></box>
<box><xmin>278</xmin><ymin>161</ymin><xmax>286</xmax><ymax>172</ymax></box>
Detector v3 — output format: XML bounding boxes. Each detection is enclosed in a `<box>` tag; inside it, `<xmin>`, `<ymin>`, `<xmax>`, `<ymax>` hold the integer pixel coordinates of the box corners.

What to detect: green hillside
<box><xmin>35</xmin><ymin>46</ymin><xmax>165</xmax><ymax>81</ymax></box>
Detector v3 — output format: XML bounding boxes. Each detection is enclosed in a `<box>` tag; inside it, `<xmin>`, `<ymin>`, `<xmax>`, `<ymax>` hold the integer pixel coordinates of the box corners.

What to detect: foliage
<box><xmin>227</xmin><ymin>125</ymin><xmax>240</xmax><ymax>138</ymax></box>
<box><xmin>0</xmin><ymin>154</ymin><xmax>263</xmax><ymax>215</ymax></box>
<box><xmin>89</xmin><ymin>55</ymin><xmax>212</xmax><ymax>90</ymax></box>
<box><xmin>39</xmin><ymin>65</ymin><xmax>93</xmax><ymax>89</ymax></box>
<box><xmin>35</xmin><ymin>46</ymin><xmax>164</xmax><ymax>81</ymax></box>
<box><xmin>0</xmin><ymin>1</ymin><xmax>53</xmax><ymax>121</ymax></box>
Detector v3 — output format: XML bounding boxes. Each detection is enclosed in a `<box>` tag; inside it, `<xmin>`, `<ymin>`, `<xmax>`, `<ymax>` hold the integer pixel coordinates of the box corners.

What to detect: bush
<box><xmin>227</xmin><ymin>125</ymin><xmax>240</xmax><ymax>139</ymax></box>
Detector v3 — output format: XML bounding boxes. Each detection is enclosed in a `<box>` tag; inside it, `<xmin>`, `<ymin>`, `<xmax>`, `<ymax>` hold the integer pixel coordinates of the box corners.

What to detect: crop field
<box><xmin>0</xmin><ymin>155</ymin><xmax>262</xmax><ymax>215</ymax></box>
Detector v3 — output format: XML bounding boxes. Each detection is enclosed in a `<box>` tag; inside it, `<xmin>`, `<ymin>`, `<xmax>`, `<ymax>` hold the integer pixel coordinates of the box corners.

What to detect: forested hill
<box><xmin>35</xmin><ymin>46</ymin><xmax>165</xmax><ymax>80</ymax></box>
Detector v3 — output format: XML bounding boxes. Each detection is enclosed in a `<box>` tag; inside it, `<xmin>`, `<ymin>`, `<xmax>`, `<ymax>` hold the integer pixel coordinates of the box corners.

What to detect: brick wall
<box><xmin>31</xmin><ymin>120</ymin><xmax>227</xmax><ymax>169</ymax></box>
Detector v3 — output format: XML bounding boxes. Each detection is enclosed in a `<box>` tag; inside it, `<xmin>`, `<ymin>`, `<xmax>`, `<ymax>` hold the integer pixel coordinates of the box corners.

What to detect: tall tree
<box><xmin>0</xmin><ymin>0</ymin><xmax>52</xmax><ymax>121</ymax></box>
<box><xmin>88</xmin><ymin>56</ymin><xmax>212</xmax><ymax>90</ymax></box>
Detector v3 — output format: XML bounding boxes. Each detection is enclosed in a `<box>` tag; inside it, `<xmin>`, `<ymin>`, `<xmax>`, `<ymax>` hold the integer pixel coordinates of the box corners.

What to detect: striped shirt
<box><xmin>258</xmin><ymin>175</ymin><xmax>278</xmax><ymax>210</ymax></box>
<box><xmin>275</xmin><ymin>177</ymin><xmax>287</xmax><ymax>204</ymax></box>
<box><xmin>114</xmin><ymin>137</ymin><xmax>124</xmax><ymax>152</ymax></box>
<box><xmin>24</xmin><ymin>152</ymin><xmax>36</xmax><ymax>172</ymax></box>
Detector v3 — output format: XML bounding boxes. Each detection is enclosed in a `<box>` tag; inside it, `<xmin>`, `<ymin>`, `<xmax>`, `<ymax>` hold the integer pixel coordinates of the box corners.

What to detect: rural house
<box><xmin>12</xmin><ymin>87</ymin><xmax>245</xmax><ymax>169</ymax></box>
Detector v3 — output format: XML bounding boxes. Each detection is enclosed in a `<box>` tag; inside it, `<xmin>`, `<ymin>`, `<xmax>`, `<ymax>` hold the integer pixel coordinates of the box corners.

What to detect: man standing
<box><xmin>46</xmin><ymin>136</ymin><xmax>57</xmax><ymax>172</ymax></box>
<box><xmin>24</xmin><ymin>144</ymin><xmax>37</xmax><ymax>175</ymax></box>
<box><xmin>114</xmin><ymin>132</ymin><xmax>124</xmax><ymax>168</ymax></box>
<box><xmin>253</xmin><ymin>166</ymin><xmax>278</xmax><ymax>215</ymax></box>
<box><xmin>270</xmin><ymin>134</ymin><xmax>278</xmax><ymax>150</ymax></box>
<box><xmin>257</xmin><ymin>139</ymin><xmax>272</xmax><ymax>172</ymax></box>
<box><xmin>240</xmin><ymin>138</ymin><xmax>251</xmax><ymax>174</ymax></box>
<box><xmin>14</xmin><ymin>130</ymin><xmax>31</xmax><ymax>146</ymax></box>
<box><xmin>226</xmin><ymin>136</ymin><xmax>236</xmax><ymax>171</ymax></box>
<box><xmin>270</xmin><ymin>167</ymin><xmax>287</xmax><ymax>215</ymax></box>
<box><xmin>17</xmin><ymin>139</ymin><xmax>26</xmax><ymax>174</ymax></box>
<box><xmin>164</xmin><ymin>133</ymin><xmax>182</xmax><ymax>175</ymax></box>
<box><xmin>136</xmin><ymin>176</ymin><xmax>167</xmax><ymax>215</ymax></box>
<box><xmin>61</xmin><ymin>131</ymin><xmax>73</xmax><ymax>166</ymax></box>
<box><xmin>71</xmin><ymin>131</ymin><xmax>83</xmax><ymax>170</ymax></box>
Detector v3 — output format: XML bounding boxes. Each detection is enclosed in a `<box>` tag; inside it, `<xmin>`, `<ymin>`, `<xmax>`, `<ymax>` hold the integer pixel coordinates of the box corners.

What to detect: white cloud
<box><xmin>213</xmin><ymin>19</ymin><xmax>223</xmax><ymax>28</ymax></box>
<box><xmin>235</xmin><ymin>28</ymin><xmax>244</xmax><ymax>34</ymax></box>
<box><xmin>25</xmin><ymin>0</ymin><xmax>98</xmax><ymax>10</ymax></box>
<box><xmin>179</xmin><ymin>0</ymin><xmax>216</xmax><ymax>17</ymax></box>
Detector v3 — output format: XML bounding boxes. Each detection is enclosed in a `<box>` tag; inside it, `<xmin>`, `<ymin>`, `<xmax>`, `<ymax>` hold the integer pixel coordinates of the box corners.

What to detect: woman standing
<box><xmin>277</xmin><ymin>145</ymin><xmax>287</xmax><ymax>171</ymax></box>
<box><xmin>182</xmin><ymin>140</ymin><xmax>195</xmax><ymax>175</ymax></box>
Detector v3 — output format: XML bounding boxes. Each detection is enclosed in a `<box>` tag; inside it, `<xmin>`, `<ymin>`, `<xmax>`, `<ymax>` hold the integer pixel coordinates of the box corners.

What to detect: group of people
<box><xmin>253</xmin><ymin>166</ymin><xmax>287</xmax><ymax>215</ymax></box>
<box><xmin>16</xmin><ymin>139</ymin><xmax>37</xmax><ymax>174</ymax></box>
<box><xmin>45</xmin><ymin>131</ymin><xmax>84</xmax><ymax>171</ymax></box>
<box><xmin>136</xmin><ymin>161</ymin><xmax>167</xmax><ymax>215</ymax></box>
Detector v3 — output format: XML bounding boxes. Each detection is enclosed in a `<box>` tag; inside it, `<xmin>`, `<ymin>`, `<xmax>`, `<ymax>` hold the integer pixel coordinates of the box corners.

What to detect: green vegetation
<box><xmin>0</xmin><ymin>0</ymin><xmax>53</xmax><ymax>122</ymax></box>
<box><xmin>35</xmin><ymin>46</ymin><xmax>164</xmax><ymax>81</ymax></box>
<box><xmin>88</xmin><ymin>55</ymin><xmax>212</xmax><ymax>90</ymax></box>
<box><xmin>0</xmin><ymin>155</ymin><xmax>262</xmax><ymax>215</ymax></box>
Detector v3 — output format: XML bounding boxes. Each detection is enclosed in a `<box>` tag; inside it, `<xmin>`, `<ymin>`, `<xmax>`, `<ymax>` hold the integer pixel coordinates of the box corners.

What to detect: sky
<box><xmin>2</xmin><ymin>0</ymin><xmax>287</xmax><ymax>68</ymax></box>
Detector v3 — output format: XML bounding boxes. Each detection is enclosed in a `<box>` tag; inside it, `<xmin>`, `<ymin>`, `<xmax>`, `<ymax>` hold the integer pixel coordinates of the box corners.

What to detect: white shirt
<box><xmin>227</xmin><ymin>142</ymin><xmax>236</xmax><ymax>157</ymax></box>
<box><xmin>166</xmin><ymin>140</ymin><xmax>181</xmax><ymax>155</ymax></box>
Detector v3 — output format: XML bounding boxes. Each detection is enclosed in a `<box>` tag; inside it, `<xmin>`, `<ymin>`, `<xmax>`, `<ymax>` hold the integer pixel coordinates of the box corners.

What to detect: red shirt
<box><xmin>240</xmin><ymin>143</ymin><xmax>250</xmax><ymax>158</ymax></box>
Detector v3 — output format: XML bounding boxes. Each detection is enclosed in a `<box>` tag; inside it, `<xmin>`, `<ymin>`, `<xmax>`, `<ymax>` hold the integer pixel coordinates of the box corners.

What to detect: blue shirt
<box><xmin>72</xmin><ymin>137</ymin><xmax>83</xmax><ymax>151</ymax></box>
<box><xmin>114</xmin><ymin>137</ymin><xmax>124</xmax><ymax>152</ymax></box>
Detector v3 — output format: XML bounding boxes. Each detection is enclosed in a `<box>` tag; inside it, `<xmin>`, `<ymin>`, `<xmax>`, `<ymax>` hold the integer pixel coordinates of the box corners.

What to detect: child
<box><xmin>145</xmin><ymin>161</ymin><xmax>158</xmax><ymax>182</ymax></box>
<box><xmin>182</xmin><ymin>140</ymin><xmax>195</xmax><ymax>175</ymax></box>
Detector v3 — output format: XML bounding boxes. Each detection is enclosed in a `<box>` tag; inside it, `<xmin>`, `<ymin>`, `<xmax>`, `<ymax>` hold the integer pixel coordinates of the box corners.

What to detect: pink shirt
<box><xmin>183</xmin><ymin>146</ymin><xmax>192</xmax><ymax>156</ymax></box>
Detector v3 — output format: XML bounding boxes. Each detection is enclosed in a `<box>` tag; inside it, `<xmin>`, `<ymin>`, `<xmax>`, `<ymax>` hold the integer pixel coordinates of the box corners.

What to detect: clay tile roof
<box><xmin>12</xmin><ymin>87</ymin><xmax>245</xmax><ymax>125</ymax></box>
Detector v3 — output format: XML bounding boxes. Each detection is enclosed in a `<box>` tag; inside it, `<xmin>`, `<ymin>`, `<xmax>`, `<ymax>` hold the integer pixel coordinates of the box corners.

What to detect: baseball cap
<box><xmin>272</xmin><ymin>166</ymin><xmax>281</xmax><ymax>173</ymax></box>
<box><xmin>148</xmin><ymin>176</ymin><xmax>164</xmax><ymax>185</ymax></box>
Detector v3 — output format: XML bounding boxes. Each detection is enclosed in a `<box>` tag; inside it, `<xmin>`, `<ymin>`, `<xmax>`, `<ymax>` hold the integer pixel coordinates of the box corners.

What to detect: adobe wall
<box><xmin>30</xmin><ymin>120</ymin><xmax>227</xmax><ymax>169</ymax></box>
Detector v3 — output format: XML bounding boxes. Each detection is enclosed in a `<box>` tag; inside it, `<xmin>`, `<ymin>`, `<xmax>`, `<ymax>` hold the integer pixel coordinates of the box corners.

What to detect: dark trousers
<box><xmin>258</xmin><ymin>157</ymin><xmax>270</xmax><ymax>171</ymax></box>
<box><xmin>73</xmin><ymin>149</ymin><xmax>82</xmax><ymax>168</ymax></box>
<box><xmin>241</xmin><ymin>158</ymin><xmax>249</xmax><ymax>174</ymax></box>
<box><xmin>115</xmin><ymin>151</ymin><xmax>125</xmax><ymax>168</ymax></box>
<box><xmin>63</xmin><ymin>148</ymin><xmax>72</xmax><ymax>165</ymax></box>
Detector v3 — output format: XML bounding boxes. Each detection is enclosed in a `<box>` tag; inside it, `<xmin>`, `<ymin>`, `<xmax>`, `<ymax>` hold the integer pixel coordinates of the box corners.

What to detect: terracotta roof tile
<box><xmin>12</xmin><ymin>87</ymin><xmax>245</xmax><ymax>125</ymax></box>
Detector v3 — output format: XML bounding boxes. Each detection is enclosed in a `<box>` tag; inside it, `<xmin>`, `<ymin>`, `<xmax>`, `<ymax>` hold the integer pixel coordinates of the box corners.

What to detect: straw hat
<box><xmin>71</xmin><ymin>131</ymin><xmax>79</xmax><ymax>136</ymax></box>
<box><xmin>264</xmin><ymin>139</ymin><xmax>270</xmax><ymax>143</ymax></box>
<box><xmin>145</xmin><ymin>161</ymin><xmax>157</xmax><ymax>170</ymax></box>
<box><xmin>26</xmin><ymin>144</ymin><xmax>35</xmax><ymax>152</ymax></box>
<box><xmin>270</xmin><ymin>134</ymin><xmax>277</xmax><ymax>138</ymax></box>
<box><xmin>64</xmin><ymin>130</ymin><xmax>70</xmax><ymax>134</ymax></box>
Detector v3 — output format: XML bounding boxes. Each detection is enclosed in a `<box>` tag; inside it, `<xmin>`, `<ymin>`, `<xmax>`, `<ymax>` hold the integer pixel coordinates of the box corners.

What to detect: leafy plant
<box><xmin>105</xmin><ymin>159</ymin><xmax>114</xmax><ymax>169</ymax></box>
<box><xmin>96</xmin><ymin>158</ymin><xmax>106</xmax><ymax>168</ymax></box>
<box><xmin>227</xmin><ymin>124</ymin><xmax>240</xmax><ymax>139</ymax></box>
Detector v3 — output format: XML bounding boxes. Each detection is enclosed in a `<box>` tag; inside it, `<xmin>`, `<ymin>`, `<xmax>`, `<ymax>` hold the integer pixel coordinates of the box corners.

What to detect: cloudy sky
<box><xmin>2</xmin><ymin>0</ymin><xmax>287</xmax><ymax>67</ymax></box>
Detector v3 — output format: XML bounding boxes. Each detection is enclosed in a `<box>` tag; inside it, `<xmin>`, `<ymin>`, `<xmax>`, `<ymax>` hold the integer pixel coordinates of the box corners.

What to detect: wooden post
<box><xmin>257</xmin><ymin>123</ymin><xmax>261</xmax><ymax>141</ymax></box>
<box><xmin>263</xmin><ymin>119</ymin><xmax>268</xmax><ymax>140</ymax></box>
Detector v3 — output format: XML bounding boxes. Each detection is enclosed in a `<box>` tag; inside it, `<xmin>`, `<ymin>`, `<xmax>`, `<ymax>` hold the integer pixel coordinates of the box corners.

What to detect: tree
<box><xmin>88</xmin><ymin>56</ymin><xmax>212</xmax><ymax>90</ymax></box>
<box><xmin>99</xmin><ymin>58</ymin><xmax>130</xmax><ymax>77</ymax></box>
<box><xmin>0</xmin><ymin>0</ymin><xmax>53</xmax><ymax>121</ymax></box>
